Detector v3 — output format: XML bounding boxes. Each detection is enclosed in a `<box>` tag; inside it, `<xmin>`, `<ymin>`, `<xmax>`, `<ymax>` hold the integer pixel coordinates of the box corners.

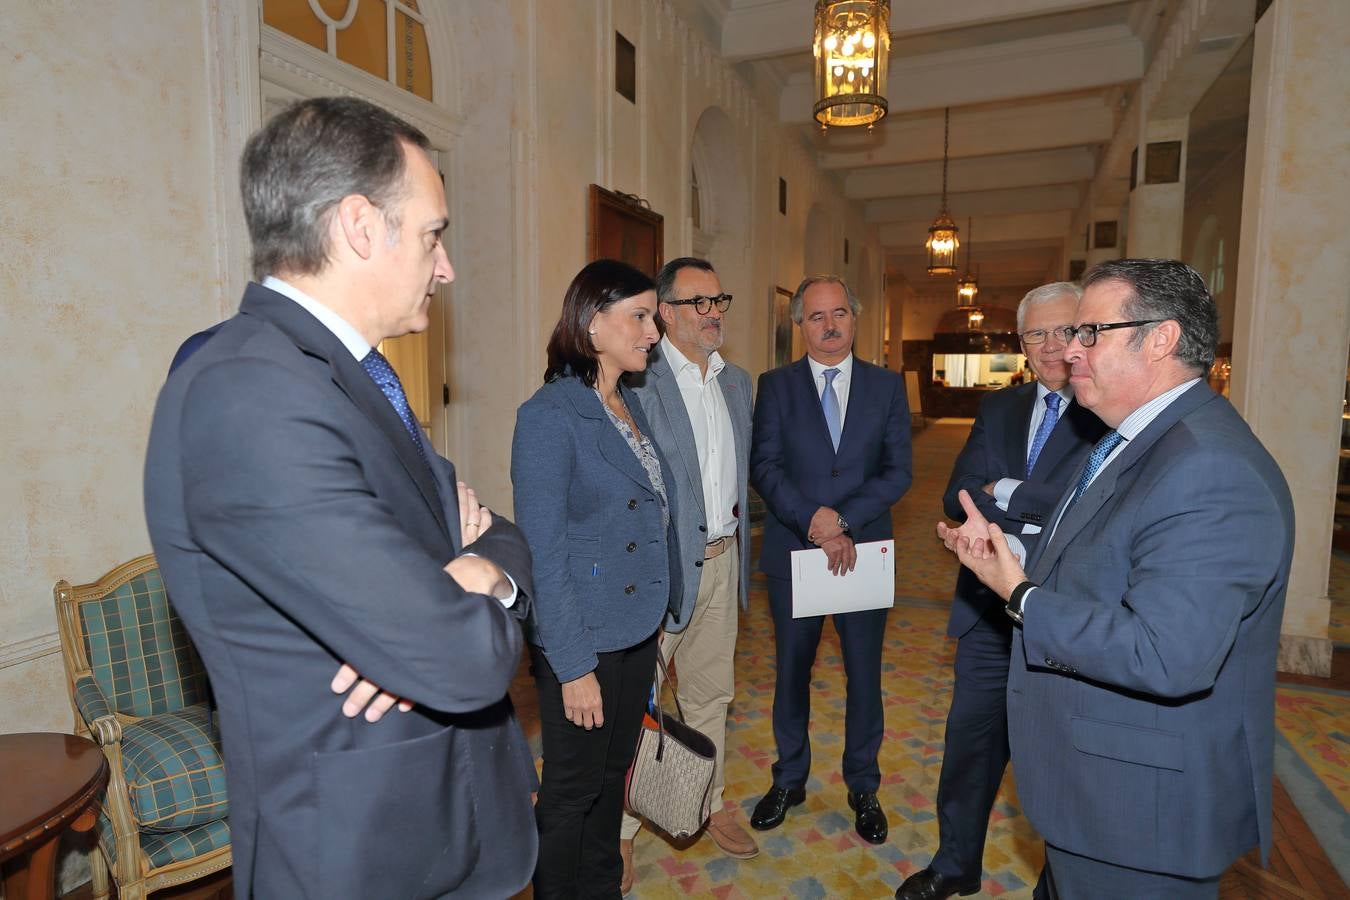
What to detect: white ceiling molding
<box><xmin>845</xmin><ymin>147</ymin><xmax>1096</xmax><ymax>199</ymax></box>
<box><xmin>721</xmin><ymin>0</ymin><xmax>1133</xmax><ymax>62</ymax></box>
<box><xmin>865</xmin><ymin>184</ymin><xmax>1083</xmax><ymax>223</ymax></box>
<box><xmin>816</xmin><ymin>96</ymin><xmax>1115</xmax><ymax>170</ymax></box>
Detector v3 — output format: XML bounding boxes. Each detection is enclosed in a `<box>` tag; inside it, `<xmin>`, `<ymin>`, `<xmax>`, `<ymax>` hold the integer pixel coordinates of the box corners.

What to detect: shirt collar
<box><xmin>1036</xmin><ymin>381</ymin><xmax>1074</xmax><ymax>406</ymax></box>
<box><xmin>807</xmin><ymin>353</ymin><xmax>853</xmax><ymax>381</ymax></box>
<box><xmin>660</xmin><ymin>335</ymin><xmax>725</xmax><ymax>383</ymax></box>
<box><xmin>263</xmin><ymin>276</ymin><xmax>371</xmax><ymax>361</ymax></box>
<box><xmin>1115</xmin><ymin>378</ymin><xmax>1202</xmax><ymax>441</ymax></box>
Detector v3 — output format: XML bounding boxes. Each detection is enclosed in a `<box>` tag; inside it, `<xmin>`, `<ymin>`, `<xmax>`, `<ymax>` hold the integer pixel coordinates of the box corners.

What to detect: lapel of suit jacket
<box><xmin>238</xmin><ymin>284</ymin><xmax>451</xmax><ymax>539</ymax></box>
<box><xmin>648</xmin><ymin>351</ymin><xmax>706</xmax><ymax>518</ymax></box>
<box><xmin>1028</xmin><ymin>382</ymin><xmax>1216</xmax><ymax>581</ymax></box>
<box><xmin>1003</xmin><ymin>383</ymin><xmax>1038</xmax><ymax>476</ymax></box>
<box><xmin>561</xmin><ymin>377</ymin><xmax>660</xmax><ymax>494</ymax></box>
<box><xmin>836</xmin><ymin>356</ymin><xmax>866</xmax><ymax>455</ymax></box>
<box><xmin>718</xmin><ymin>365</ymin><xmax>751</xmax><ymax>484</ymax></box>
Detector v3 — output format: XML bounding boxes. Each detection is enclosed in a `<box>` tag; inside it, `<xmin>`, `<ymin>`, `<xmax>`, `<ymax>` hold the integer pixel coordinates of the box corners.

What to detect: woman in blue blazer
<box><xmin>511</xmin><ymin>259</ymin><xmax>681</xmax><ymax>899</ymax></box>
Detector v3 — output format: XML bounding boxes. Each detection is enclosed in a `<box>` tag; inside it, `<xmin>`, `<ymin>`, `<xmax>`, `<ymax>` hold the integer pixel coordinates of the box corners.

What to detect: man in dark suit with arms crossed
<box><xmin>144</xmin><ymin>97</ymin><xmax>538</xmax><ymax>899</ymax></box>
<box><xmin>897</xmin><ymin>282</ymin><xmax>1107</xmax><ymax>900</ymax></box>
<box><xmin>939</xmin><ymin>259</ymin><xmax>1293</xmax><ymax>899</ymax></box>
<box><xmin>749</xmin><ymin>275</ymin><xmax>912</xmax><ymax>845</ymax></box>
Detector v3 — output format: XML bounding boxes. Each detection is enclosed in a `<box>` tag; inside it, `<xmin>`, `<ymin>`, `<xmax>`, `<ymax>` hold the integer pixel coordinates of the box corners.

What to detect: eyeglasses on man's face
<box><xmin>666</xmin><ymin>293</ymin><xmax>733</xmax><ymax>315</ymax></box>
<box><xmin>1019</xmin><ymin>326</ymin><xmax>1077</xmax><ymax>346</ymax></box>
<box><xmin>1064</xmin><ymin>320</ymin><xmax>1164</xmax><ymax>347</ymax></box>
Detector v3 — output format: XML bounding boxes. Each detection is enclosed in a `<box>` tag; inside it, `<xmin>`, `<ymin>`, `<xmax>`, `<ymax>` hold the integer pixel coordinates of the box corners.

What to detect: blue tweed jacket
<box><xmin>511</xmin><ymin>374</ymin><xmax>681</xmax><ymax>682</ymax></box>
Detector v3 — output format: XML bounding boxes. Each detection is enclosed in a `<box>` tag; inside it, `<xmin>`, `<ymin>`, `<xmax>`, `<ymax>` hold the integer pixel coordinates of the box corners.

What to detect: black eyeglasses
<box><xmin>1019</xmin><ymin>326</ymin><xmax>1076</xmax><ymax>345</ymax></box>
<box><xmin>666</xmin><ymin>293</ymin><xmax>733</xmax><ymax>315</ymax></box>
<box><xmin>1068</xmin><ymin>320</ymin><xmax>1164</xmax><ymax>347</ymax></box>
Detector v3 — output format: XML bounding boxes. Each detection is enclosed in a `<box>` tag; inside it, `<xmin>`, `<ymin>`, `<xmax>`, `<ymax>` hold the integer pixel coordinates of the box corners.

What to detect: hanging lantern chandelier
<box><xmin>956</xmin><ymin>217</ymin><xmax>979</xmax><ymax>302</ymax></box>
<box><xmin>812</xmin><ymin>1</ymin><xmax>891</xmax><ymax>130</ymax></box>
<box><xmin>926</xmin><ymin>107</ymin><xmax>959</xmax><ymax>275</ymax></box>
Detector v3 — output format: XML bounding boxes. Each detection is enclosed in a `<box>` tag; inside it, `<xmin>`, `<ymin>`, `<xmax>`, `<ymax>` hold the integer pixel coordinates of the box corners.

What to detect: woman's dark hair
<box><xmin>544</xmin><ymin>259</ymin><xmax>656</xmax><ymax>386</ymax></box>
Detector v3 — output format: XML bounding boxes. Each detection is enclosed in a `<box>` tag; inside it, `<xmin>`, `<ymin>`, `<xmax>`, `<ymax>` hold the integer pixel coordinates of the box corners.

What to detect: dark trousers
<box><xmin>932</xmin><ymin>611</ymin><xmax>1013</xmax><ymax>882</ymax></box>
<box><xmin>531</xmin><ymin>632</ymin><xmax>659</xmax><ymax>900</ymax></box>
<box><xmin>765</xmin><ymin>574</ymin><xmax>888</xmax><ymax>793</ymax></box>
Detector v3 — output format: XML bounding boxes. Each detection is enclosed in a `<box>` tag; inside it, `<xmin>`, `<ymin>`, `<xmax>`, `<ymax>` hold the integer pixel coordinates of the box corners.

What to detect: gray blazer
<box><xmin>1009</xmin><ymin>383</ymin><xmax>1294</xmax><ymax>880</ymax></box>
<box><xmin>511</xmin><ymin>375</ymin><xmax>681</xmax><ymax>682</ymax></box>
<box><xmin>630</xmin><ymin>346</ymin><xmax>753</xmax><ymax>631</ymax></box>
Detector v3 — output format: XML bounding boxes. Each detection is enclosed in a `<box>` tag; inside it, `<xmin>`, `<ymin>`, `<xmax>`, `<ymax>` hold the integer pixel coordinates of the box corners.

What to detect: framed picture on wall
<box><xmin>772</xmin><ymin>286</ymin><xmax>795</xmax><ymax>368</ymax></box>
<box><xmin>587</xmin><ymin>184</ymin><xmax>664</xmax><ymax>276</ymax></box>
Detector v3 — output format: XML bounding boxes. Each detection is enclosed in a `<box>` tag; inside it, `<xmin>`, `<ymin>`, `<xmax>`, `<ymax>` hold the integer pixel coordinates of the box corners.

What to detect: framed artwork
<box><xmin>587</xmin><ymin>185</ymin><xmax>664</xmax><ymax>276</ymax></box>
<box><xmin>1145</xmin><ymin>140</ymin><xmax>1182</xmax><ymax>184</ymax></box>
<box><xmin>772</xmin><ymin>286</ymin><xmax>795</xmax><ymax>368</ymax></box>
<box><xmin>1094</xmin><ymin>220</ymin><xmax>1118</xmax><ymax>249</ymax></box>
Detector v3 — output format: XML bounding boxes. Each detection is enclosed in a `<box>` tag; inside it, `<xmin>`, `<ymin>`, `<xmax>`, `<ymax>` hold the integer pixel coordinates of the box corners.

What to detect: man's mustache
<box><xmin>822</xmin><ymin>328</ymin><xmax>843</xmax><ymax>339</ymax></box>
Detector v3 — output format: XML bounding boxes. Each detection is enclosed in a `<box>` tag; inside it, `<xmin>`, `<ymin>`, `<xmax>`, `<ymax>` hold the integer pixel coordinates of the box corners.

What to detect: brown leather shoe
<box><xmin>619</xmin><ymin>837</ymin><xmax>634</xmax><ymax>895</ymax></box>
<box><xmin>706</xmin><ymin>808</ymin><xmax>760</xmax><ymax>858</ymax></box>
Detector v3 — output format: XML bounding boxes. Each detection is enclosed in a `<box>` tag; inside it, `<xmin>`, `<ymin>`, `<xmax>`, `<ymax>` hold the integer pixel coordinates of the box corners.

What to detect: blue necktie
<box><xmin>361</xmin><ymin>349</ymin><xmax>430</xmax><ymax>465</ymax></box>
<box><xmin>1025</xmin><ymin>392</ymin><xmax>1062</xmax><ymax>475</ymax></box>
<box><xmin>821</xmin><ymin>367</ymin><xmax>842</xmax><ymax>452</ymax></box>
<box><xmin>1070</xmin><ymin>429</ymin><xmax>1125</xmax><ymax>503</ymax></box>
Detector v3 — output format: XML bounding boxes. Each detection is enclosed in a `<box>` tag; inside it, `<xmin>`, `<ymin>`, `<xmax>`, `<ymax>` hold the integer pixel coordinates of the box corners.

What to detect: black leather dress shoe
<box><xmin>846</xmin><ymin>790</ymin><xmax>888</xmax><ymax>844</ymax></box>
<box><xmin>749</xmin><ymin>785</ymin><xmax>805</xmax><ymax>831</ymax></box>
<box><xmin>894</xmin><ymin>866</ymin><xmax>981</xmax><ymax>899</ymax></box>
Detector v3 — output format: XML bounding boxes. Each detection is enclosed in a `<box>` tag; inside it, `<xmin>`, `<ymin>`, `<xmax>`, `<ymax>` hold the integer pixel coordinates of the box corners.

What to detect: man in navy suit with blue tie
<box><xmin>939</xmin><ymin>259</ymin><xmax>1293</xmax><ymax>898</ymax></box>
<box><xmin>749</xmin><ymin>275</ymin><xmax>912</xmax><ymax>844</ymax></box>
<box><xmin>897</xmin><ymin>283</ymin><xmax>1106</xmax><ymax>900</ymax></box>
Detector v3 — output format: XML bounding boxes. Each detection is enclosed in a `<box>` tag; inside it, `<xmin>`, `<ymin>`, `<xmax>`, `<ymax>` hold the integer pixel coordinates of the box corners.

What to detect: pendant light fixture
<box><xmin>812</xmin><ymin>1</ymin><xmax>891</xmax><ymax>130</ymax></box>
<box><xmin>926</xmin><ymin>107</ymin><xmax>959</xmax><ymax>275</ymax></box>
<box><xmin>956</xmin><ymin>217</ymin><xmax>979</xmax><ymax>302</ymax></box>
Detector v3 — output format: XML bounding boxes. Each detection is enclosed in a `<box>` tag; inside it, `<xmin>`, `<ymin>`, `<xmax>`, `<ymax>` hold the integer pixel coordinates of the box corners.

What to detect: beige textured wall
<box><xmin>0</xmin><ymin>2</ymin><xmax>220</xmax><ymax>734</ymax></box>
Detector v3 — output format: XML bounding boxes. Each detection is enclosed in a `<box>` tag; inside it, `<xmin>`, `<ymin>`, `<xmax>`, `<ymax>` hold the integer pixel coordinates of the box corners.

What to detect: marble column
<box><xmin>1230</xmin><ymin>0</ymin><xmax>1350</xmax><ymax>676</ymax></box>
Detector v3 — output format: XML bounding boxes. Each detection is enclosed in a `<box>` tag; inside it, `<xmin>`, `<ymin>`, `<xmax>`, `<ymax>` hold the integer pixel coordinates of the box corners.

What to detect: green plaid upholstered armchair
<box><xmin>54</xmin><ymin>554</ymin><xmax>231</xmax><ymax>899</ymax></box>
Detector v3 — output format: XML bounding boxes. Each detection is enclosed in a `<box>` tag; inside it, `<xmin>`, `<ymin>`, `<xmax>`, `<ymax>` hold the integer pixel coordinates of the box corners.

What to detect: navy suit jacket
<box><xmin>751</xmin><ymin>355</ymin><xmax>912</xmax><ymax>580</ymax></box>
<box><xmin>1009</xmin><ymin>383</ymin><xmax>1294</xmax><ymax>879</ymax></box>
<box><xmin>942</xmin><ymin>383</ymin><xmax>1106</xmax><ymax>638</ymax></box>
<box><xmin>145</xmin><ymin>284</ymin><xmax>538</xmax><ymax>899</ymax></box>
<box><xmin>510</xmin><ymin>375</ymin><xmax>681</xmax><ymax>682</ymax></box>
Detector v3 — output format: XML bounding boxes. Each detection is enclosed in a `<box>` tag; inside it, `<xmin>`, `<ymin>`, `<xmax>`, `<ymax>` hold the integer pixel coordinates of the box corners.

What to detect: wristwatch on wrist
<box><xmin>836</xmin><ymin>514</ymin><xmax>850</xmax><ymax>534</ymax></box>
<box><xmin>1006</xmin><ymin>580</ymin><xmax>1036</xmax><ymax>625</ymax></box>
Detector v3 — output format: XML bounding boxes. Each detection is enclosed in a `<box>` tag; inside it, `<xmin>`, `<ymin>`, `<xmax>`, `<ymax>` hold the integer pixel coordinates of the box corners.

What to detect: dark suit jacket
<box><xmin>510</xmin><ymin>375</ymin><xmax>681</xmax><ymax>682</ymax></box>
<box><xmin>144</xmin><ymin>283</ymin><xmax>538</xmax><ymax>899</ymax></box>
<box><xmin>629</xmin><ymin>347</ymin><xmax>753</xmax><ymax>629</ymax></box>
<box><xmin>1009</xmin><ymin>383</ymin><xmax>1294</xmax><ymax>879</ymax></box>
<box><xmin>751</xmin><ymin>355</ymin><xmax>912</xmax><ymax>580</ymax></box>
<box><xmin>942</xmin><ymin>383</ymin><xmax>1106</xmax><ymax>638</ymax></box>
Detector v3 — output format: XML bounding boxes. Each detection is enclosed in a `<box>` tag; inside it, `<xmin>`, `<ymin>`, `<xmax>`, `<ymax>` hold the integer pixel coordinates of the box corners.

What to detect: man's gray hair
<box><xmin>1016</xmin><ymin>281</ymin><xmax>1082</xmax><ymax>331</ymax></box>
<box><xmin>1082</xmin><ymin>258</ymin><xmax>1219</xmax><ymax>374</ymax></box>
<box><xmin>790</xmin><ymin>274</ymin><xmax>862</xmax><ymax>324</ymax></box>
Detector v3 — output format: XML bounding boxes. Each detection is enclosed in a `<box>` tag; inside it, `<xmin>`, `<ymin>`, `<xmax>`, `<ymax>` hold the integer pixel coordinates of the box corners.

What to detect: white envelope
<box><xmin>790</xmin><ymin>539</ymin><xmax>896</xmax><ymax>618</ymax></box>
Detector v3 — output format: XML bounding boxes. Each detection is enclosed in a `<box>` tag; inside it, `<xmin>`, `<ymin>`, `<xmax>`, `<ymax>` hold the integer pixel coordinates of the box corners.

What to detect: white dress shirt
<box><xmin>806</xmin><ymin>353</ymin><xmax>854</xmax><ymax>429</ymax></box>
<box><xmin>262</xmin><ymin>277</ymin><xmax>516</xmax><ymax>606</ymax></box>
<box><xmin>661</xmin><ymin>336</ymin><xmax>739</xmax><ymax>540</ymax></box>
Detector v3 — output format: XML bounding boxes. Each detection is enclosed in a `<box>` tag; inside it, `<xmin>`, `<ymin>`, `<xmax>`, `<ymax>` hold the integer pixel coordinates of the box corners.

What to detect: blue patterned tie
<box><xmin>821</xmin><ymin>367</ymin><xmax>842</xmax><ymax>452</ymax></box>
<box><xmin>1070</xmin><ymin>429</ymin><xmax>1125</xmax><ymax>503</ymax></box>
<box><xmin>1025</xmin><ymin>392</ymin><xmax>1062</xmax><ymax>475</ymax></box>
<box><xmin>361</xmin><ymin>349</ymin><xmax>430</xmax><ymax>465</ymax></box>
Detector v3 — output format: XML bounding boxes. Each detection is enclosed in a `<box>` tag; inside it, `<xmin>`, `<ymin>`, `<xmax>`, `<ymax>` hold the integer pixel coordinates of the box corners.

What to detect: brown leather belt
<box><xmin>704</xmin><ymin>533</ymin><xmax>735</xmax><ymax>560</ymax></box>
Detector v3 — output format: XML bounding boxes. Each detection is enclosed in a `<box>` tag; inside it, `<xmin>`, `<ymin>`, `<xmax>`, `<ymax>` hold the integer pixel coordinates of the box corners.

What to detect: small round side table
<box><xmin>0</xmin><ymin>732</ymin><xmax>109</xmax><ymax>900</ymax></box>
